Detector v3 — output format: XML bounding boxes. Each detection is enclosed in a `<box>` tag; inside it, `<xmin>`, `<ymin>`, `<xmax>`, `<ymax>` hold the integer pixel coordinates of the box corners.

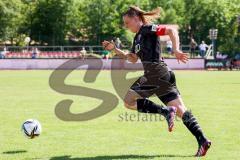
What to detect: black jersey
<box><xmin>131</xmin><ymin>24</ymin><xmax>170</xmax><ymax>76</ymax></box>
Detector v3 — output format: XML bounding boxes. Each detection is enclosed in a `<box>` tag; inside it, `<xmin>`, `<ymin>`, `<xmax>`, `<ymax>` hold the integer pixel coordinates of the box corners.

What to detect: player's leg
<box><xmin>123</xmin><ymin>89</ymin><xmax>176</xmax><ymax>132</ymax></box>
<box><xmin>158</xmin><ymin>70</ymin><xmax>211</xmax><ymax>156</ymax></box>
<box><xmin>164</xmin><ymin>95</ymin><xmax>186</xmax><ymax>117</ymax></box>
<box><xmin>123</xmin><ymin>89</ymin><xmax>141</xmax><ymax>110</ymax></box>
<box><xmin>166</xmin><ymin>96</ymin><xmax>211</xmax><ymax>157</ymax></box>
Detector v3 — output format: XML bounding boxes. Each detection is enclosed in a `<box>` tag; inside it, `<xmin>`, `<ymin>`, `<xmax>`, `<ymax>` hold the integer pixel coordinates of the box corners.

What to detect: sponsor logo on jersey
<box><xmin>151</xmin><ymin>25</ymin><xmax>157</xmax><ymax>32</ymax></box>
<box><xmin>135</xmin><ymin>44</ymin><xmax>140</xmax><ymax>53</ymax></box>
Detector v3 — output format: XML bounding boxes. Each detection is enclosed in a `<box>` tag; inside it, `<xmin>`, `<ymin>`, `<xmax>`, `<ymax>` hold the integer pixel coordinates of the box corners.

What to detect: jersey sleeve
<box><xmin>141</xmin><ymin>24</ymin><xmax>167</xmax><ymax>36</ymax></box>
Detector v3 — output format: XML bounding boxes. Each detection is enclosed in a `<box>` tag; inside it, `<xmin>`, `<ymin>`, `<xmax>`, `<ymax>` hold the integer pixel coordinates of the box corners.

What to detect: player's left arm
<box><xmin>164</xmin><ymin>27</ymin><xmax>189</xmax><ymax>63</ymax></box>
<box><xmin>144</xmin><ymin>25</ymin><xmax>188</xmax><ymax>63</ymax></box>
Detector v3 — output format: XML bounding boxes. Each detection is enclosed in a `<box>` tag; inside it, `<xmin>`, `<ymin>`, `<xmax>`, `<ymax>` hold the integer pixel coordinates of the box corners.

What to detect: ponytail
<box><xmin>123</xmin><ymin>5</ymin><xmax>161</xmax><ymax>24</ymax></box>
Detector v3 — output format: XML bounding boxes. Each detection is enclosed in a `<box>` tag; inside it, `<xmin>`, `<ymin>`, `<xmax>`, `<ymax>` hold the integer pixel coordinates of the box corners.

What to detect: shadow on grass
<box><xmin>49</xmin><ymin>154</ymin><xmax>194</xmax><ymax>160</ymax></box>
<box><xmin>2</xmin><ymin>150</ymin><xmax>27</xmax><ymax>154</ymax></box>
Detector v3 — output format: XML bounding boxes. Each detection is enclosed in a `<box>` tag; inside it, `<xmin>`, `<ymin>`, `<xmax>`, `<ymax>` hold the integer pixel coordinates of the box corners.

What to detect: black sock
<box><xmin>137</xmin><ymin>98</ymin><xmax>169</xmax><ymax>117</ymax></box>
<box><xmin>182</xmin><ymin>111</ymin><xmax>207</xmax><ymax>145</ymax></box>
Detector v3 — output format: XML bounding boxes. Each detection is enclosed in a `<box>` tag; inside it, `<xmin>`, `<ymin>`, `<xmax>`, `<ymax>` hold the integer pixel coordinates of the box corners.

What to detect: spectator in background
<box><xmin>199</xmin><ymin>41</ymin><xmax>208</xmax><ymax>58</ymax></box>
<box><xmin>0</xmin><ymin>47</ymin><xmax>8</xmax><ymax>59</ymax></box>
<box><xmin>115</xmin><ymin>37</ymin><xmax>122</xmax><ymax>49</ymax></box>
<box><xmin>80</xmin><ymin>47</ymin><xmax>86</xmax><ymax>59</ymax></box>
<box><xmin>102</xmin><ymin>50</ymin><xmax>110</xmax><ymax>60</ymax></box>
<box><xmin>166</xmin><ymin>40</ymin><xmax>172</xmax><ymax>54</ymax></box>
<box><xmin>216</xmin><ymin>51</ymin><xmax>228</xmax><ymax>59</ymax></box>
<box><xmin>31</xmin><ymin>48</ymin><xmax>39</xmax><ymax>59</ymax></box>
<box><xmin>190</xmin><ymin>38</ymin><xmax>197</xmax><ymax>56</ymax></box>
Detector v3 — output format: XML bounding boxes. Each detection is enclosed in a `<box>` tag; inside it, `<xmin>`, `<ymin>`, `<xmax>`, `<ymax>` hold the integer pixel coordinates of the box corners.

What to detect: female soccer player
<box><xmin>102</xmin><ymin>6</ymin><xmax>211</xmax><ymax>157</ymax></box>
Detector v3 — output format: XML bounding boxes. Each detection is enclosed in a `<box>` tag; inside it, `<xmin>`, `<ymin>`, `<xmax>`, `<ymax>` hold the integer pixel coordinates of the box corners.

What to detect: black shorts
<box><xmin>130</xmin><ymin>71</ymin><xmax>180</xmax><ymax>104</ymax></box>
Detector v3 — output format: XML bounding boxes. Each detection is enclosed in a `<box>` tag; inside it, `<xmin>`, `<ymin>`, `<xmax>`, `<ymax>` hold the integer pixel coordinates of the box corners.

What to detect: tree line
<box><xmin>0</xmin><ymin>0</ymin><xmax>239</xmax><ymax>56</ymax></box>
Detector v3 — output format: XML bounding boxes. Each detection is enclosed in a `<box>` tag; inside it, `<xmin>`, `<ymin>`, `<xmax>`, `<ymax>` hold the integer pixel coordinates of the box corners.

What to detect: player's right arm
<box><xmin>102</xmin><ymin>40</ymin><xmax>138</xmax><ymax>63</ymax></box>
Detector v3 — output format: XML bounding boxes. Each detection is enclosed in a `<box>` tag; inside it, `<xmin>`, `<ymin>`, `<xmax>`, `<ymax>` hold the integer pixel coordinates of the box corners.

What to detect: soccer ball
<box><xmin>21</xmin><ymin>119</ymin><xmax>42</xmax><ymax>139</ymax></box>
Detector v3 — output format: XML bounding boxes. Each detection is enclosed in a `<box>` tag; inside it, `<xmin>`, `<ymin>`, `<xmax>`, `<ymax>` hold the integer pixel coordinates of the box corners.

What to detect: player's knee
<box><xmin>174</xmin><ymin>105</ymin><xmax>186</xmax><ymax>117</ymax></box>
<box><xmin>123</xmin><ymin>90</ymin><xmax>140</xmax><ymax>110</ymax></box>
<box><xmin>124</xmin><ymin>102</ymin><xmax>132</xmax><ymax>109</ymax></box>
<box><xmin>123</xmin><ymin>97</ymin><xmax>135</xmax><ymax>110</ymax></box>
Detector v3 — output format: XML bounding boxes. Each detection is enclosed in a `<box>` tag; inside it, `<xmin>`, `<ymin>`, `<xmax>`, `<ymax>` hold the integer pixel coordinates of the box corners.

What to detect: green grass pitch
<box><xmin>0</xmin><ymin>70</ymin><xmax>239</xmax><ymax>160</ymax></box>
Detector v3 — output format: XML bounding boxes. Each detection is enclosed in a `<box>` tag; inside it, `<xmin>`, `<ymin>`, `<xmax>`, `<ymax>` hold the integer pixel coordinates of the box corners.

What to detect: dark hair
<box><xmin>123</xmin><ymin>6</ymin><xmax>161</xmax><ymax>24</ymax></box>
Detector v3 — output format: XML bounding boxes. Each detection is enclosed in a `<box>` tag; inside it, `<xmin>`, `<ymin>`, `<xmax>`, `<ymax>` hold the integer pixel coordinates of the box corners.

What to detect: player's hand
<box><xmin>173</xmin><ymin>50</ymin><xmax>189</xmax><ymax>64</ymax></box>
<box><xmin>102</xmin><ymin>40</ymin><xmax>115</xmax><ymax>51</ymax></box>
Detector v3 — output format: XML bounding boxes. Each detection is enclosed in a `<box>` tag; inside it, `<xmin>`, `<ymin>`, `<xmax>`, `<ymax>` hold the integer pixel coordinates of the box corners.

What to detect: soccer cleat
<box><xmin>195</xmin><ymin>140</ymin><xmax>211</xmax><ymax>157</ymax></box>
<box><xmin>166</xmin><ymin>106</ymin><xmax>177</xmax><ymax>132</ymax></box>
